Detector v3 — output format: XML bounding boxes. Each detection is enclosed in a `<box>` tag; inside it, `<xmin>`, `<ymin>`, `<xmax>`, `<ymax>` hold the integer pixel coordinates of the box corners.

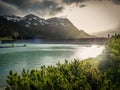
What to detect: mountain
<box><xmin>0</xmin><ymin>16</ymin><xmax>32</xmax><ymax>39</ymax></box>
<box><xmin>0</xmin><ymin>14</ymin><xmax>93</xmax><ymax>40</ymax></box>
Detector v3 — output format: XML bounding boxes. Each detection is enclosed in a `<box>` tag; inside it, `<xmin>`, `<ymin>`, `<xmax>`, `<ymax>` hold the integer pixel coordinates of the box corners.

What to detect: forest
<box><xmin>5</xmin><ymin>34</ymin><xmax>120</xmax><ymax>90</ymax></box>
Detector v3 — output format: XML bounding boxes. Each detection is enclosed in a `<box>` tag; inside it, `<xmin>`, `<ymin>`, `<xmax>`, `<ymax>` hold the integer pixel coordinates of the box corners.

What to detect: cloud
<box><xmin>111</xmin><ymin>0</ymin><xmax>120</xmax><ymax>5</ymax></box>
<box><xmin>0</xmin><ymin>0</ymin><xmax>65</xmax><ymax>16</ymax></box>
<box><xmin>30</xmin><ymin>0</ymin><xmax>64</xmax><ymax>16</ymax></box>
<box><xmin>62</xmin><ymin>0</ymin><xmax>86</xmax><ymax>5</ymax></box>
<box><xmin>0</xmin><ymin>0</ymin><xmax>86</xmax><ymax>16</ymax></box>
<box><xmin>0</xmin><ymin>1</ymin><xmax>21</xmax><ymax>15</ymax></box>
<box><xmin>1</xmin><ymin>0</ymin><xmax>36</xmax><ymax>9</ymax></box>
<box><xmin>0</xmin><ymin>0</ymin><xmax>120</xmax><ymax>16</ymax></box>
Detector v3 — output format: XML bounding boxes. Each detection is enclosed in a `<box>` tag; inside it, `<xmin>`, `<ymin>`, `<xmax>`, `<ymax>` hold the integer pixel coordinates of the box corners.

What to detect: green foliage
<box><xmin>6</xmin><ymin>34</ymin><xmax>120</xmax><ymax>90</ymax></box>
<box><xmin>99</xmin><ymin>35</ymin><xmax>120</xmax><ymax>70</ymax></box>
<box><xmin>6</xmin><ymin>59</ymin><xmax>115</xmax><ymax>90</ymax></box>
<box><xmin>99</xmin><ymin>34</ymin><xmax>120</xmax><ymax>89</ymax></box>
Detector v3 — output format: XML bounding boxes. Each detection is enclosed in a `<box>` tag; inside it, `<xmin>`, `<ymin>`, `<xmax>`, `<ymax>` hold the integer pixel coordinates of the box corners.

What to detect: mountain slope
<box><xmin>0</xmin><ymin>14</ymin><xmax>93</xmax><ymax>40</ymax></box>
<box><xmin>0</xmin><ymin>16</ymin><xmax>32</xmax><ymax>39</ymax></box>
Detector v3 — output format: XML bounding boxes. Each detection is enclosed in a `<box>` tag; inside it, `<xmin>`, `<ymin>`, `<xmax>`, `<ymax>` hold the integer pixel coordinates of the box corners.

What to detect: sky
<box><xmin>0</xmin><ymin>0</ymin><xmax>120</xmax><ymax>34</ymax></box>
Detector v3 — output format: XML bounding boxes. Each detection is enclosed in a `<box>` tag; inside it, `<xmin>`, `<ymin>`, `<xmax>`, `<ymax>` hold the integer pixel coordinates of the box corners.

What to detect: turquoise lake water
<box><xmin>0</xmin><ymin>43</ymin><xmax>104</xmax><ymax>87</ymax></box>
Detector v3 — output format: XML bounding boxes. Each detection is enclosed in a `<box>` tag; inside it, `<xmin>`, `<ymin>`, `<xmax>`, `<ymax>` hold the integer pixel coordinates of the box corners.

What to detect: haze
<box><xmin>56</xmin><ymin>1</ymin><xmax>120</xmax><ymax>34</ymax></box>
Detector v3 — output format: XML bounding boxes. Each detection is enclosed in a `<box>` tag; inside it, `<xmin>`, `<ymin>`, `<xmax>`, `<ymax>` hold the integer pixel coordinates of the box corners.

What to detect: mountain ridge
<box><xmin>0</xmin><ymin>14</ymin><xmax>94</xmax><ymax>40</ymax></box>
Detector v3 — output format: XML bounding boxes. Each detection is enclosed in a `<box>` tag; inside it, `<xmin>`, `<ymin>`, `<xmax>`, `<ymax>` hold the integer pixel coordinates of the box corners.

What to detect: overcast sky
<box><xmin>0</xmin><ymin>0</ymin><xmax>120</xmax><ymax>33</ymax></box>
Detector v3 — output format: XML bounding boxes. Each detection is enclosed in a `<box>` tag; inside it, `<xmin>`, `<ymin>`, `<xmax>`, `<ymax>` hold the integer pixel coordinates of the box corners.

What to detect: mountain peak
<box><xmin>0</xmin><ymin>14</ymin><xmax>93</xmax><ymax>39</ymax></box>
<box><xmin>23</xmin><ymin>14</ymin><xmax>41</xmax><ymax>20</ymax></box>
<box><xmin>24</xmin><ymin>14</ymin><xmax>39</xmax><ymax>18</ymax></box>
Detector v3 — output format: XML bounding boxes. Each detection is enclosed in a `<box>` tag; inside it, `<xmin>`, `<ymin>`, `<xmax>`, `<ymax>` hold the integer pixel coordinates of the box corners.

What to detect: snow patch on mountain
<box><xmin>3</xmin><ymin>14</ymin><xmax>72</xmax><ymax>28</ymax></box>
<box><xmin>4</xmin><ymin>16</ymin><xmax>21</xmax><ymax>22</ymax></box>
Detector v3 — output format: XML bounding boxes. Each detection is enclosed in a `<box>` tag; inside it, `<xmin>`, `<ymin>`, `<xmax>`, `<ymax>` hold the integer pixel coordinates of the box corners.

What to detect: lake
<box><xmin>0</xmin><ymin>43</ymin><xmax>104</xmax><ymax>87</ymax></box>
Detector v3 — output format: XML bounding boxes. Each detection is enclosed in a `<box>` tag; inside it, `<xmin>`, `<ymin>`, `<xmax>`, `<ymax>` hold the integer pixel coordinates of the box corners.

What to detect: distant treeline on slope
<box><xmin>6</xmin><ymin>34</ymin><xmax>120</xmax><ymax>90</ymax></box>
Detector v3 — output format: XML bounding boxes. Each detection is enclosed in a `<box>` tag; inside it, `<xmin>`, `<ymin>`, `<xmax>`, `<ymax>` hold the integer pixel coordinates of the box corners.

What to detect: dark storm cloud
<box><xmin>0</xmin><ymin>0</ymin><xmax>86</xmax><ymax>16</ymax></box>
<box><xmin>111</xmin><ymin>0</ymin><xmax>120</xmax><ymax>5</ymax></box>
<box><xmin>0</xmin><ymin>0</ymin><xmax>21</xmax><ymax>15</ymax></box>
<box><xmin>0</xmin><ymin>0</ymin><xmax>64</xmax><ymax>16</ymax></box>
<box><xmin>31</xmin><ymin>1</ymin><xmax>64</xmax><ymax>12</ymax></box>
<box><xmin>62</xmin><ymin>0</ymin><xmax>86</xmax><ymax>5</ymax></box>
<box><xmin>95</xmin><ymin>0</ymin><xmax>120</xmax><ymax>5</ymax></box>
<box><xmin>1</xmin><ymin>0</ymin><xmax>35</xmax><ymax>9</ymax></box>
<box><xmin>0</xmin><ymin>0</ymin><xmax>120</xmax><ymax>16</ymax></box>
<box><xmin>28</xmin><ymin>0</ymin><xmax>64</xmax><ymax>16</ymax></box>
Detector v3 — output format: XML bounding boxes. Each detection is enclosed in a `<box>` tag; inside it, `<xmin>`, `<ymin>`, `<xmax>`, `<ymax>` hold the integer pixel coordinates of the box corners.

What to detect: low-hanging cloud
<box><xmin>0</xmin><ymin>0</ymin><xmax>120</xmax><ymax>16</ymax></box>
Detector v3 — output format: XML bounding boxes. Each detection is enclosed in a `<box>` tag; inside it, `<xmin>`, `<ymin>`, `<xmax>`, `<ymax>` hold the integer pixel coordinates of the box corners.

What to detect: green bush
<box><xmin>99</xmin><ymin>34</ymin><xmax>120</xmax><ymax>89</ymax></box>
<box><xmin>6</xmin><ymin>59</ymin><xmax>117</xmax><ymax>90</ymax></box>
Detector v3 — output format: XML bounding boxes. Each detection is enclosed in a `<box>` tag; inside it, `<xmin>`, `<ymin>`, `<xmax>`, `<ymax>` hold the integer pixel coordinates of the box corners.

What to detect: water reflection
<box><xmin>73</xmin><ymin>45</ymin><xmax>104</xmax><ymax>59</ymax></box>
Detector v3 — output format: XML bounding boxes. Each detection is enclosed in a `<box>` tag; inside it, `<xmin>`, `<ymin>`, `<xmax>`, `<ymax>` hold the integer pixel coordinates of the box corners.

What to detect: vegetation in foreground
<box><xmin>6</xmin><ymin>34</ymin><xmax>120</xmax><ymax>90</ymax></box>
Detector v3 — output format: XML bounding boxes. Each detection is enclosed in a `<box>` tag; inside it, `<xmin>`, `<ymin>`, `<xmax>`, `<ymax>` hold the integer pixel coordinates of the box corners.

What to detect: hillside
<box><xmin>0</xmin><ymin>14</ymin><xmax>93</xmax><ymax>40</ymax></box>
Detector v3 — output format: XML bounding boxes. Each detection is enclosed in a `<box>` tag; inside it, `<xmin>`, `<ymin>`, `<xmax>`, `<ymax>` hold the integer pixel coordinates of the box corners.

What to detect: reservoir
<box><xmin>0</xmin><ymin>43</ymin><xmax>104</xmax><ymax>87</ymax></box>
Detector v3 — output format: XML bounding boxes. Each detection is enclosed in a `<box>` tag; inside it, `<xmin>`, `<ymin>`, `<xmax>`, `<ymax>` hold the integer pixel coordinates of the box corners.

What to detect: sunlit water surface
<box><xmin>0</xmin><ymin>43</ymin><xmax>104</xmax><ymax>87</ymax></box>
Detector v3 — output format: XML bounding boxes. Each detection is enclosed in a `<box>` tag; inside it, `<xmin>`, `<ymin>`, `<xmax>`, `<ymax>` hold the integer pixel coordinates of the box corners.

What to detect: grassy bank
<box><xmin>5</xmin><ymin>35</ymin><xmax>120</xmax><ymax>90</ymax></box>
